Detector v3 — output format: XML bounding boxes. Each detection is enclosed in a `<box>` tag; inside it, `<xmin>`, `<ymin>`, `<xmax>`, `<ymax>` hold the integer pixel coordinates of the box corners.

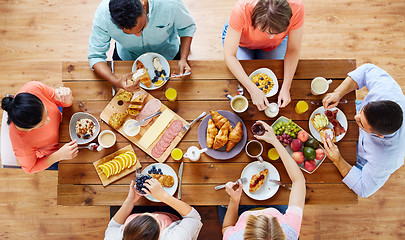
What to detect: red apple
<box><xmin>290</xmin><ymin>139</ymin><xmax>303</xmax><ymax>152</ymax></box>
<box><xmin>304</xmin><ymin>160</ymin><xmax>317</xmax><ymax>172</ymax></box>
<box><xmin>297</xmin><ymin>130</ymin><xmax>309</xmax><ymax>143</ymax></box>
<box><xmin>292</xmin><ymin>151</ymin><xmax>305</xmax><ymax>164</ymax></box>
<box><xmin>315</xmin><ymin>148</ymin><xmax>325</xmax><ymax>160</ymax></box>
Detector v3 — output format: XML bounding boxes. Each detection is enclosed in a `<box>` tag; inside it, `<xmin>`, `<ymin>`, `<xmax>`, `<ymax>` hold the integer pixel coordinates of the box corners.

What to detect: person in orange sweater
<box><xmin>1</xmin><ymin>81</ymin><xmax>78</xmax><ymax>173</ymax></box>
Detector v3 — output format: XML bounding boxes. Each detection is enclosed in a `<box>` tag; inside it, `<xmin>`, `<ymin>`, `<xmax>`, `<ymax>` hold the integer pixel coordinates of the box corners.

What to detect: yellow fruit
<box><xmin>268</xmin><ymin>148</ymin><xmax>280</xmax><ymax>160</ymax></box>
<box><xmin>110</xmin><ymin>160</ymin><xmax>120</xmax><ymax>175</ymax></box>
<box><xmin>115</xmin><ymin>156</ymin><xmax>125</xmax><ymax>172</ymax></box>
<box><xmin>121</xmin><ymin>154</ymin><xmax>131</xmax><ymax>168</ymax></box>
<box><xmin>154</xmin><ymin>79</ymin><xmax>165</xmax><ymax>87</ymax></box>
<box><xmin>105</xmin><ymin>162</ymin><xmax>116</xmax><ymax>176</ymax></box>
<box><xmin>102</xmin><ymin>163</ymin><xmax>113</xmax><ymax>176</ymax></box>
<box><xmin>99</xmin><ymin>165</ymin><xmax>111</xmax><ymax>178</ymax></box>
<box><xmin>125</xmin><ymin>151</ymin><xmax>137</xmax><ymax>167</ymax></box>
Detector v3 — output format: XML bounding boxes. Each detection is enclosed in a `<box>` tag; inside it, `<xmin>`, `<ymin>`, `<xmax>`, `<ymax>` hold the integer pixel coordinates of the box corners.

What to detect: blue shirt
<box><xmin>342</xmin><ymin>64</ymin><xmax>405</xmax><ymax>197</ymax></box>
<box><xmin>88</xmin><ymin>0</ymin><xmax>196</xmax><ymax>68</ymax></box>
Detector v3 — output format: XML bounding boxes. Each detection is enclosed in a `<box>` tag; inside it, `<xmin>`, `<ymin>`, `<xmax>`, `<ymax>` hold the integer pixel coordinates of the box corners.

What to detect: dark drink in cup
<box><xmin>251</xmin><ymin>122</ymin><xmax>265</xmax><ymax>136</ymax></box>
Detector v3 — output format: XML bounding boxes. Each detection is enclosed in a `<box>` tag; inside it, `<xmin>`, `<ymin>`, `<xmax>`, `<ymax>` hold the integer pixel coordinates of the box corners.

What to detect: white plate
<box><xmin>69</xmin><ymin>112</ymin><xmax>100</xmax><ymax>145</ymax></box>
<box><xmin>309</xmin><ymin>107</ymin><xmax>348</xmax><ymax>142</ymax></box>
<box><xmin>141</xmin><ymin>163</ymin><xmax>178</xmax><ymax>202</ymax></box>
<box><xmin>241</xmin><ymin>161</ymin><xmax>280</xmax><ymax>200</ymax></box>
<box><xmin>132</xmin><ymin>52</ymin><xmax>170</xmax><ymax>90</ymax></box>
<box><xmin>248</xmin><ymin>68</ymin><xmax>279</xmax><ymax>97</ymax></box>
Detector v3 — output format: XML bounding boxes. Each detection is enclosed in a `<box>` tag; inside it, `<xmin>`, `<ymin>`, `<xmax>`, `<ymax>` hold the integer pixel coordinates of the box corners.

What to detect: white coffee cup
<box><xmin>97</xmin><ymin>130</ymin><xmax>116</xmax><ymax>151</ymax></box>
<box><xmin>311</xmin><ymin>77</ymin><xmax>333</xmax><ymax>95</ymax></box>
<box><xmin>226</xmin><ymin>94</ymin><xmax>249</xmax><ymax>113</ymax></box>
<box><xmin>265</xmin><ymin>102</ymin><xmax>279</xmax><ymax>118</ymax></box>
<box><xmin>245</xmin><ymin>140</ymin><xmax>264</xmax><ymax>163</ymax></box>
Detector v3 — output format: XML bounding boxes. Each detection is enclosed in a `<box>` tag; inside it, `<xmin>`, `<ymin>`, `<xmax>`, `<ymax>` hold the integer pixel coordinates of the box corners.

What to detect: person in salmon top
<box><xmin>223</xmin><ymin>0</ymin><xmax>304</xmax><ymax>111</ymax></box>
<box><xmin>105</xmin><ymin>179</ymin><xmax>202</xmax><ymax>240</ymax></box>
<box><xmin>220</xmin><ymin>121</ymin><xmax>306</xmax><ymax>240</ymax></box>
<box><xmin>1</xmin><ymin>81</ymin><xmax>78</xmax><ymax>173</ymax></box>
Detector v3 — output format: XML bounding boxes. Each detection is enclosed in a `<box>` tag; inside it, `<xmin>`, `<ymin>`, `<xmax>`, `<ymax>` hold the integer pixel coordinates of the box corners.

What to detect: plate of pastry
<box><xmin>132</xmin><ymin>52</ymin><xmax>170</xmax><ymax>90</ymax></box>
<box><xmin>197</xmin><ymin>110</ymin><xmax>247</xmax><ymax>160</ymax></box>
<box><xmin>241</xmin><ymin>161</ymin><xmax>280</xmax><ymax>200</ymax></box>
<box><xmin>140</xmin><ymin>163</ymin><xmax>178</xmax><ymax>202</ymax></box>
<box><xmin>309</xmin><ymin>107</ymin><xmax>347</xmax><ymax>143</ymax></box>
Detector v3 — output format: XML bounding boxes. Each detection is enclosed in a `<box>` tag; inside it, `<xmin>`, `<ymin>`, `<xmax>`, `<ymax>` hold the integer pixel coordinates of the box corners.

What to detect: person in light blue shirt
<box><xmin>88</xmin><ymin>0</ymin><xmax>196</xmax><ymax>92</ymax></box>
<box><xmin>322</xmin><ymin>63</ymin><xmax>405</xmax><ymax>197</ymax></box>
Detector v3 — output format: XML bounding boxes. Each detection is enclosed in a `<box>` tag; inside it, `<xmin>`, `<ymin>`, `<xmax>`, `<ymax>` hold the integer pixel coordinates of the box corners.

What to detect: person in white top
<box><xmin>104</xmin><ymin>179</ymin><xmax>202</xmax><ymax>240</ymax></box>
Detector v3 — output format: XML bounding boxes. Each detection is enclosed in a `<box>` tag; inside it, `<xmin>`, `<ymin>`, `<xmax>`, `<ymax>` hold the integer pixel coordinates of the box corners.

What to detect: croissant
<box><xmin>213</xmin><ymin>121</ymin><xmax>230</xmax><ymax>150</ymax></box>
<box><xmin>206</xmin><ymin>118</ymin><xmax>218</xmax><ymax>148</ymax></box>
<box><xmin>226</xmin><ymin>122</ymin><xmax>243</xmax><ymax>152</ymax></box>
<box><xmin>133</xmin><ymin>61</ymin><xmax>152</xmax><ymax>88</ymax></box>
<box><xmin>210</xmin><ymin>110</ymin><xmax>229</xmax><ymax>129</ymax></box>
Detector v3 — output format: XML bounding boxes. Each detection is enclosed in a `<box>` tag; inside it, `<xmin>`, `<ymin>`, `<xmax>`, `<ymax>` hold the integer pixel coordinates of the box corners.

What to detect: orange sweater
<box><xmin>9</xmin><ymin>81</ymin><xmax>72</xmax><ymax>173</ymax></box>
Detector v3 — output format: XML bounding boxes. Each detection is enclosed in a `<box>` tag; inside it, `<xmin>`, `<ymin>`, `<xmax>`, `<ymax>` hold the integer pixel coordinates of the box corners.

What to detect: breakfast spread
<box><xmin>151</xmin><ymin>120</ymin><xmax>183</xmax><ymax>158</ymax></box>
<box><xmin>75</xmin><ymin>118</ymin><xmax>95</xmax><ymax>139</ymax></box>
<box><xmin>130</xmin><ymin>90</ymin><xmax>147</xmax><ymax>104</ymax></box>
<box><xmin>138</xmin><ymin>109</ymin><xmax>174</xmax><ymax>149</ymax></box>
<box><xmin>208</xmin><ymin>110</ymin><xmax>243</xmax><ymax>152</ymax></box>
<box><xmin>98</xmin><ymin>151</ymin><xmax>137</xmax><ymax>178</ymax></box>
<box><xmin>134</xmin><ymin>60</ymin><xmax>152</xmax><ymax>88</ymax></box>
<box><xmin>115</xmin><ymin>90</ymin><xmax>133</xmax><ymax>102</ymax></box>
<box><xmin>311</xmin><ymin>113</ymin><xmax>329</xmax><ymax>132</ymax></box>
<box><xmin>152</xmin><ymin>57</ymin><xmax>166</xmax><ymax>86</ymax></box>
<box><xmin>109</xmin><ymin>112</ymin><xmax>128</xmax><ymax>129</ymax></box>
<box><xmin>136</xmin><ymin>99</ymin><xmax>162</xmax><ymax>126</ymax></box>
<box><xmin>324</xmin><ymin>109</ymin><xmax>346</xmax><ymax>136</ymax></box>
<box><xmin>251</xmin><ymin>73</ymin><xmax>274</xmax><ymax>95</ymax></box>
<box><xmin>320</xmin><ymin>128</ymin><xmax>336</xmax><ymax>142</ymax></box>
<box><xmin>249</xmin><ymin>169</ymin><xmax>269</xmax><ymax>193</ymax></box>
<box><xmin>150</xmin><ymin>174</ymin><xmax>175</xmax><ymax>188</ymax></box>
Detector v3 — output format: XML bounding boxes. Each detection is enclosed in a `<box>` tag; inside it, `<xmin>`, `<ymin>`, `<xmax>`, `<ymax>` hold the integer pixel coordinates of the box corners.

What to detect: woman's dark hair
<box><xmin>123</xmin><ymin>214</ymin><xmax>160</xmax><ymax>240</ymax></box>
<box><xmin>109</xmin><ymin>0</ymin><xmax>144</xmax><ymax>30</ymax></box>
<box><xmin>363</xmin><ymin>100</ymin><xmax>403</xmax><ymax>135</ymax></box>
<box><xmin>251</xmin><ymin>0</ymin><xmax>292</xmax><ymax>34</ymax></box>
<box><xmin>1</xmin><ymin>93</ymin><xmax>45</xmax><ymax>129</ymax></box>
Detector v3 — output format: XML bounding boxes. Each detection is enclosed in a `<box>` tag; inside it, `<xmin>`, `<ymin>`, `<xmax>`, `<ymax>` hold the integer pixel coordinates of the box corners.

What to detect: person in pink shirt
<box><xmin>1</xmin><ymin>81</ymin><xmax>77</xmax><ymax>173</ymax></box>
<box><xmin>221</xmin><ymin>121</ymin><xmax>306</xmax><ymax>239</ymax></box>
<box><xmin>223</xmin><ymin>0</ymin><xmax>304</xmax><ymax>111</ymax></box>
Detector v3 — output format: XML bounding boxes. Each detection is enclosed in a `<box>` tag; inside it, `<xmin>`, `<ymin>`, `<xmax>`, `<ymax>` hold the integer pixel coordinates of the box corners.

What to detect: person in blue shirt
<box><xmin>88</xmin><ymin>0</ymin><xmax>196</xmax><ymax>92</ymax></box>
<box><xmin>322</xmin><ymin>64</ymin><xmax>405</xmax><ymax>197</ymax></box>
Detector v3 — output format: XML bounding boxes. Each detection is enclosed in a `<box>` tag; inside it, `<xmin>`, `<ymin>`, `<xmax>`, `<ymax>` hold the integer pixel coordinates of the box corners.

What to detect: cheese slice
<box><xmin>138</xmin><ymin>109</ymin><xmax>174</xmax><ymax>149</ymax></box>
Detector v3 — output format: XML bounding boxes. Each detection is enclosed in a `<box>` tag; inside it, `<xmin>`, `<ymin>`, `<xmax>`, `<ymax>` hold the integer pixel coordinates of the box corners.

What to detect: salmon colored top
<box><xmin>229</xmin><ymin>0</ymin><xmax>304</xmax><ymax>51</ymax></box>
<box><xmin>9</xmin><ymin>81</ymin><xmax>72</xmax><ymax>173</ymax></box>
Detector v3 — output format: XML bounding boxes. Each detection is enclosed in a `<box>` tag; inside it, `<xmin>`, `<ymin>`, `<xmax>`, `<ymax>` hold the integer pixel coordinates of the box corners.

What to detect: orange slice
<box><xmin>120</xmin><ymin>154</ymin><xmax>131</xmax><ymax>168</ymax></box>
<box><xmin>110</xmin><ymin>160</ymin><xmax>120</xmax><ymax>175</ymax></box>
<box><xmin>102</xmin><ymin>163</ymin><xmax>113</xmax><ymax>176</ymax></box>
<box><xmin>105</xmin><ymin>162</ymin><xmax>116</xmax><ymax>176</ymax></box>
<box><xmin>99</xmin><ymin>165</ymin><xmax>111</xmax><ymax>178</ymax></box>
<box><xmin>125</xmin><ymin>151</ymin><xmax>137</xmax><ymax>167</ymax></box>
<box><xmin>115</xmin><ymin>156</ymin><xmax>126</xmax><ymax>172</ymax></box>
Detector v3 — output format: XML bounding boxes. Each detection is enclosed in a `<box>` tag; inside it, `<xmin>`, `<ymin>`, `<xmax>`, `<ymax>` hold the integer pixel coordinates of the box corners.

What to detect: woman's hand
<box><xmin>249</xmin><ymin>87</ymin><xmax>269</xmax><ymax>111</ymax></box>
<box><xmin>277</xmin><ymin>87</ymin><xmax>291</xmax><ymax>108</ymax></box>
<box><xmin>143</xmin><ymin>179</ymin><xmax>169</xmax><ymax>201</ymax></box>
<box><xmin>254</xmin><ymin>120</ymin><xmax>277</xmax><ymax>144</ymax></box>
<box><xmin>225</xmin><ymin>181</ymin><xmax>243</xmax><ymax>203</ymax></box>
<box><xmin>125</xmin><ymin>180</ymin><xmax>141</xmax><ymax>205</ymax></box>
<box><xmin>57</xmin><ymin>139</ymin><xmax>78</xmax><ymax>160</ymax></box>
<box><xmin>55</xmin><ymin>87</ymin><xmax>73</xmax><ymax>105</ymax></box>
<box><xmin>120</xmin><ymin>72</ymin><xmax>140</xmax><ymax>92</ymax></box>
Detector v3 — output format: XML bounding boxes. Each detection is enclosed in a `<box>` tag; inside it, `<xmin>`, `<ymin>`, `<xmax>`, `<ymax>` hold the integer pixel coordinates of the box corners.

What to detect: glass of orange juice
<box><xmin>295</xmin><ymin>100</ymin><xmax>308</xmax><ymax>114</ymax></box>
<box><xmin>165</xmin><ymin>88</ymin><xmax>177</xmax><ymax>102</ymax></box>
<box><xmin>171</xmin><ymin>148</ymin><xmax>183</xmax><ymax>160</ymax></box>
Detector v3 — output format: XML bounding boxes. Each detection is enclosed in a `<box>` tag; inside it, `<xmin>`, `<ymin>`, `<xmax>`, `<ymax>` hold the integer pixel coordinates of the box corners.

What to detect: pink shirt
<box><xmin>124</xmin><ymin>212</ymin><xmax>180</xmax><ymax>231</ymax></box>
<box><xmin>223</xmin><ymin>206</ymin><xmax>303</xmax><ymax>240</ymax></box>
<box><xmin>229</xmin><ymin>0</ymin><xmax>304</xmax><ymax>51</ymax></box>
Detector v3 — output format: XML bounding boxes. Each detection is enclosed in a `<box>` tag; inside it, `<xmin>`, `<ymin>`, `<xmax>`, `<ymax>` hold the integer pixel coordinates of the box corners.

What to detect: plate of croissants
<box><xmin>197</xmin><ymin>110</ymin><xmax>247</xmax><ymax>160</ymax></box>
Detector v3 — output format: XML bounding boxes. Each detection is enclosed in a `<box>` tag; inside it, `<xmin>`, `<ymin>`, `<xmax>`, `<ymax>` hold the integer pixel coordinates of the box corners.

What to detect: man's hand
<box><xmin>225</xmin><ymin>181</ymin><xmax>243</xmax><ymax>203</ymax></box>
<box><xmin>277</xmin><ymin>87</ymin><xmax>291</xmax><ymax>108</ymax></box>
<box><xmin>178</xmin><ymin>59</ymin><xmax>191</xmax><ymax>76</ymax></box>
<box><xmin>322</xmin><ymin>136</ymin><xmax>342</xmax><ymax>163</ymax></box>
<box><xmin>249</xmin><ymin>87</ymin><xmax>269</xmax><ymax>111</ymax></box>
<box><xmin>323</xmin><ymin>92</ymin><xmax>341</xmax><ymax>109</ymax></box>
<box><xmin>55</xmin><ymin>87</ymin><xmax>73</xmax><ymax>105</ymax></box>
<box><xmin>120</xmin><ymin>72</ymin><xmax>140</xmax><ymax>92</ymax></box>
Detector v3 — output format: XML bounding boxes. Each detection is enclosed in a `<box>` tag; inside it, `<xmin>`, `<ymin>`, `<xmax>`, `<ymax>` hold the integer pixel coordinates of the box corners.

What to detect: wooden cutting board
<box><xmin>93</xmin><ymin>144</ymin><xmax>141</xmax><ymax>186</ymax></box>
<box><xmin>100</xmin><ymin>89</ymin><xmax>188</xmax><ymax>163</ymax></box>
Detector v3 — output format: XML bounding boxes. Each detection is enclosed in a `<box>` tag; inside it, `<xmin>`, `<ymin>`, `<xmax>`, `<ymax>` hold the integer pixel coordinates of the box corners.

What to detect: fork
<box><xmin>163</xmin><ymin>71</ymin><xmax>191</xmax><ymax>81</ymax></box>
<box><xmin>214</xmin><ymin>177</ymin><xmax>247</xmax><ymax>190</ymax></box>
<box><xmin>181</xmin><ymin>112</ymin><xmax>207</xmax><ymax>133</ymax></box>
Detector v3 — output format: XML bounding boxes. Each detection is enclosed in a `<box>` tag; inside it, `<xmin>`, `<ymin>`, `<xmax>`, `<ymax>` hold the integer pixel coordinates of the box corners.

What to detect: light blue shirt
<box><xmin>342</xmin><ymin>64</ymin><xmax>405</xmax><ymax>197</ymax></box>
<box><xmin>88</xmin><ymin>0</ymin><xmax>196</xmax><ymax>68</ymax></box>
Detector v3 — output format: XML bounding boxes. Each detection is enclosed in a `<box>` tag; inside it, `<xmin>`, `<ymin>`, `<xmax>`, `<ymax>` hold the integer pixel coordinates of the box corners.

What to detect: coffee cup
<box><xmin>97</xmin><ymin>130</ymin><xmax>116</xmax><ymax>151</ymax></box>
<box><xmin>264</xmin><ymin>102</ymin><xmax>279</xmax><ymax>118</ymax></box>
<box><xmin>311</xmin><ymin>77</ymin><xmax>332</xmax><ymax>95</ymax></box>
<box><xmin>226</xmin><ymin>94</ymin><xmax>249</xmax><ymax>113</ymax></box>
<box><xmin>245</xmin><ymin>140</ymin><xmax>264</xmax><ymax>163</ymax></box>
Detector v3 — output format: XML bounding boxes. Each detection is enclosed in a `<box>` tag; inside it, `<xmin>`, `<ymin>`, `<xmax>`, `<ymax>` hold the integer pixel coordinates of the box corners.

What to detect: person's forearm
<box><xmin>224</xmin><ymin>54</ymin><xmax>257</xmax><ymax>94</ymax></box>
<box><xmin>333</xmin><ymin>76</ymin><xmax>359</xmax><ymax>99</ymax></box>
<box><xmin>161</xmin><ymin>194</ymin><xmax>192</xmax><ymax>217</ymax></box>
<box><xmin>222</xmin><ymin>198</ymin><xmax>240</xmax><ymax>229</ymax></box>
<box><xmin>113</xmin><ymin>198</ymin><xmax>136</xmax><ymax>224</ymax></box>
<box><xmin>281</xmin><ymin>47</ymin><xmax>300</xmax><ymax>93</ymax></box>
<box><xmin>332</xmin><ymin>156</ymin><xmax>352</xmax><ymax>177</ymax></box>
<box><xmin>93</xmin><ymin>62</ymin><xmax>121</xmax><ymax>88</ymax></box>
<box><xmin>45</xmin><ymin>151</ymin><xmax>62</xmax><ymax>166</ymax></box>
<box><xmin>179</xmin><ymin>36</ymin><xmax>192</xmax><ymax>62</ymax></box>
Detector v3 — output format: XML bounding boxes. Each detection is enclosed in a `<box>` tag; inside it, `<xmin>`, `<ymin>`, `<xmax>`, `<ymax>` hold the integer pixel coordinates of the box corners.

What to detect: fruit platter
<box><xmin>271</xmin><ymin>116</ymin><xmax>326</xmax><ymax>174</ymax></box>
<box><xmin>131</xmin><ymin>52</ymin><xmax>170</xmax><ymax>90</ymax></box>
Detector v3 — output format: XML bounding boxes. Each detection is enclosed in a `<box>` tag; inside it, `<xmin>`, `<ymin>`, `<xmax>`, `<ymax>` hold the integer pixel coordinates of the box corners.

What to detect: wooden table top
<box><xmin>57</xmin><ymin>59</ymin><xmax>359</xmax><ymax>206</ymax></box>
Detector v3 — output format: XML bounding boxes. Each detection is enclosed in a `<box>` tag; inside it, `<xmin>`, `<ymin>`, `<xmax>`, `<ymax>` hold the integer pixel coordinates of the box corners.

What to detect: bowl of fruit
<box><xmin>271</xmin><ymin>116</ymin><xmax>326</xmax><ymax>174</ymax></box>
<box><xmin>134</xmin><ymin>174</ymin><xmax>152</xmax><ymax>195</ymax></box>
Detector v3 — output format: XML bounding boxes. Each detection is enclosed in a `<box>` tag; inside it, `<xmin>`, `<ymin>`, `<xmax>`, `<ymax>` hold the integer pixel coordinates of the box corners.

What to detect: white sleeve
<box><xmin>160</xmin><ymin>207</ymin><xmax>203</xmax><ymax>240</ymax></box>
<box><xmin>104</xmin><ymin>218</ymin><xmax>124</xmax><ymax>240</ymax></box>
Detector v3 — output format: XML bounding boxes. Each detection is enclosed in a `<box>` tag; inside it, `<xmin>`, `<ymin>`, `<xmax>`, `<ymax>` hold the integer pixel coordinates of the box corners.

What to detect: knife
<box><xmin>129</xmin><ymin>111</ymin><xmax>162</xmax><ymax>128</ymax></box>
<box><xmin>268</xmin><ymin>179</ymin><xmax>292</xmax><ymax>190</ymax></box>
<box><xmin>310</xmin><ymin>99</ymin><xmax>348</xmax><ymax>106</ymax></box>
<box><xmin>177</xmin><ymin>162</ymin><xmax>184</xmax><ymax>199</ymax></box>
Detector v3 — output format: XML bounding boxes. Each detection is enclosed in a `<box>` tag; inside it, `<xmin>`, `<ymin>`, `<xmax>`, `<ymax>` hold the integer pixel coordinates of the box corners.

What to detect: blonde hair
<box><xmin>243</xmin><ymin>214</ymin><xmax>286</xmax><ymax>240</ymax></box>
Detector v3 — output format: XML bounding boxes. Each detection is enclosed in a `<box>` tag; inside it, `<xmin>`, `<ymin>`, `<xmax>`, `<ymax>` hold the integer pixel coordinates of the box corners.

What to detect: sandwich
<box><xmin>320</xmin><ymin>127</ymin><xmax>336</xmax><ymax>142</ymax></box>
<box><xmin>311</xmin><ymin>113</ymin><xmax>329</xmax><ymax>132</ymax></box>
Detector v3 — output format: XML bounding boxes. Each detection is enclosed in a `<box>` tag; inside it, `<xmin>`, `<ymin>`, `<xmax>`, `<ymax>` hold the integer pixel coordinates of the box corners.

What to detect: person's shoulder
<box><xmin>288</xmin><ymin>0</ymin><xmax>304</xmax><ymax>8</ymax></box>
<box><xmin>18</xmin><ymin>81</ymin><xmax>45</xmax><ymax>94</ymax></box>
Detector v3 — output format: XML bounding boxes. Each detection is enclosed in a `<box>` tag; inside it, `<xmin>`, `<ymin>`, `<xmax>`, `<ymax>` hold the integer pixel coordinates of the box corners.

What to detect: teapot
<box><xmin>183</xmin><ymin>146</ymin><xmax>207</xmax><ymax>162</ymax></box>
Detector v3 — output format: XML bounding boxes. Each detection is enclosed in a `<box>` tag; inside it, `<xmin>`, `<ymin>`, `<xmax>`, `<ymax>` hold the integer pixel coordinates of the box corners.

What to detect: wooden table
<box><xmin>57</xmin><ymin>59</ymin><xmax>359</xmax><ymax>206</ymax></box>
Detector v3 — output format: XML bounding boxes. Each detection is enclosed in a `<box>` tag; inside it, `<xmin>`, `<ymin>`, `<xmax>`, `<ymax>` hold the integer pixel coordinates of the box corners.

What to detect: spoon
<box><xmin>78</xmin><ymin>143</ymin><xmax>99</xmax><ymax>151</ymax></box>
